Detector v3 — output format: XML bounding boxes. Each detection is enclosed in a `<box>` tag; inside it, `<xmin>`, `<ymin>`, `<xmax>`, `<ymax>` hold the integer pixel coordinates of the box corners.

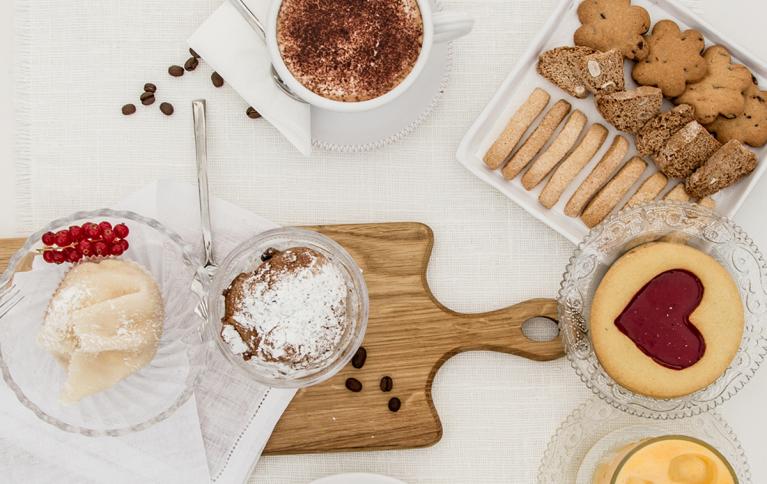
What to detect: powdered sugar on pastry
<box><xmin>222</xmin><ymin>247</ymin><xmax>350</xmax><ymax>376</ymax></box>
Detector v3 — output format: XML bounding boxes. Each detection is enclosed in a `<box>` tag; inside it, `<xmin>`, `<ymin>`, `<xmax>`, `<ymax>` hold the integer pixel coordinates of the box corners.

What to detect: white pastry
<box><xmin>38</xmin><ymin>259</ymin><xmax>164</xmax><ymax>404</ymax></box>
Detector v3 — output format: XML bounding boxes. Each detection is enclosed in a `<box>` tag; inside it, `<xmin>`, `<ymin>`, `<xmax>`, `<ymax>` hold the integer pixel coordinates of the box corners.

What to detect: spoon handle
<box><xmin>192</xmin><ymin>99</ymin><xmax>215</xmax><ymax>270</ymax></box>
<box><xmin>228</xmin><ymin>0</ymin><xmax>267</xmax><ymax>40</ymax></box>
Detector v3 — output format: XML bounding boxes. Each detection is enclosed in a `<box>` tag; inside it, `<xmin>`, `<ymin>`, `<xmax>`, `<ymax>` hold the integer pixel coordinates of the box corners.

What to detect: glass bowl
<box><xmin>538</xmin><ymin>398</ymin><xmax>750</xmax><ymax>483</ymax></box>
<box><xmin>0</xmin><ymin>209</ymin><xmax>208</xmax><ymax>436</ymax></box>
<box><xmin>559</xmin><ymin>201</ymin><xmax>767</xmax><ymax>419</ymax></box>
<box><xmin>208</xmin><ymin>227</ymin><xmax>369</xmax><ymax>388</ymax></box>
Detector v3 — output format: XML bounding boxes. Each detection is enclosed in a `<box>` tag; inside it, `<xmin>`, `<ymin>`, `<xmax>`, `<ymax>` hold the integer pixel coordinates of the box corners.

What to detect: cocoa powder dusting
<box><xmin>277</xmin><ymin>0</ymin><xmax>424</xmax><ymax>102</ymax></box>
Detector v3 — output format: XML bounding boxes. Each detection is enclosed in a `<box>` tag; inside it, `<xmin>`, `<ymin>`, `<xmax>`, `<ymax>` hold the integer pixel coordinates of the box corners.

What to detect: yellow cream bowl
<box><xmin>593</xmin><ymin>435</ymin><xmax>738</xmax><ymax>484</ymax></box>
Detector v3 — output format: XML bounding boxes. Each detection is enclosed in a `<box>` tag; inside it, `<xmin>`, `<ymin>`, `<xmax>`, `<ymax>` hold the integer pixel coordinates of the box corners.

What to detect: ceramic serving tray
<box><xmin>456</xmin><ymin>0</ymin><xmax>767</xmax><ymax>243</ymax></box>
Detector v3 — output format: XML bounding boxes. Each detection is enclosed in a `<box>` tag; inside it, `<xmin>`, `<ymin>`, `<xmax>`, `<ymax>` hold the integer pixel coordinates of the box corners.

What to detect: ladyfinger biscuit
<box><xmin>625</xmin><ymin>172</ymin><xmax>668</xmax><ymax>208</ymax></box>
<box><xmin>502</xmin><ymin>100</ymin><xmax>572</xmax><ymax>180</ymax></box>
<box><xmin>521</xmin><ymin>110</ymin><xmax>588</xmax><ymax>190</ymax></box>
<box><xmin>539</xmin><ymin>124</ymin><xmax>608</xmax><ymax>208</ymax></box>
<box><xmin>699</xmin><ymin>197</ymin><xmax>716</xmax><ymax>209</ymax></box>
<box><xmin>664</xmin><ymin>183</ymin><xmax>692</xmax><ymax>202</ymax></box>
<box><xmin>582</xmin><ymin>157</ymin><xmax>647</xmax><ymax>228</ymax></box>
<box><xmin>484</xmin><ymin>88</ymin><xmax>551</xmax><ymax>169</ymax></box>
<box><xmin>564</xmin><ymin>135</ymin><xmax>629</xmax><ymax>217</ymax></box>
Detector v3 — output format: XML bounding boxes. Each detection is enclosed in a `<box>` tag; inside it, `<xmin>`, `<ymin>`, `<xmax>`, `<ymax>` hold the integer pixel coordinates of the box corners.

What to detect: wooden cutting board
<box><xmin>0</xmin><ymin>222</ymin><xmax>563</xmax><ymax>454</ymax></box>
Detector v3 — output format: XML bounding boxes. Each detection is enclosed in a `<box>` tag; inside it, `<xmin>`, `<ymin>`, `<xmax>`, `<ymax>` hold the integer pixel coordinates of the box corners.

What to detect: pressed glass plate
<box><xmin>559</xmin><ymin>202</ymin><xmax>767</xmax><ymax>419</ymax></box>
<box><xmin>0</xmin><ymin>209</ymin><xmax>209</xmax><ymax>436</ymax></box>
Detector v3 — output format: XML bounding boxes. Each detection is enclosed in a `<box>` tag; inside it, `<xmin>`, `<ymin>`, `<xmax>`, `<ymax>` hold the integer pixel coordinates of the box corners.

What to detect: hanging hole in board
<box><xmin>522</xmin><ymin>316</ymin><xmax>559</xmax><ymax>342</ymax></box>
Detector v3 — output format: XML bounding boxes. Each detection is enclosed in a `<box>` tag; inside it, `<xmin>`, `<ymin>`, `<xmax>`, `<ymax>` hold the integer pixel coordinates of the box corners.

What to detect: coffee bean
<box><xmin>121</xmin><ymin>103</ymin><xmax>136</xmax><ymax>115</ymax></box>
<box><xmin>189</xmin><ymin>48</ymin><xmax>200</xmax><ymax>59</ymax></box>
<box><xmin>160</xmin><ymin>102</ymin><xmax>174</xmax><ymax>116</ymax></box>
<box><xmin>211</xmin><ymin>71</ymin><xmax>224</xmax><ymax>87</ymax></box>
<box><xmin>380</xmin><ymin>376</ymin><xmax>393</xmax><ymax>392</ymax></box>
<box><xmin>261</xmin><ymin>248</ymin><xmax>279</xmax><ymax>262</ymax></box>
<box><xmin>246</xmin><ymin>106</ymin><xmax>262</xmax><ymax>119</ymax></box>
<box><xmin>143</xmin><ymin>82</ymin><xmax>157</xmax><ymax>93</ymax></box>
<box><xmin>184</xmin><ymin>57</ymin><xmax>199</xmax><ymax>72</ymax></box>
<box><xmin>351</xmin><ymin>347</ymin><xmax>367</xmax><ymax>368</ymax></box>
<box><xmin>345</xmin><ymin>378</ymin><xmax>362</xmax><ymax>392</ymax></box>
<box><xmin>140</xmin><ymin>92</ymin><xmax>155</xmax><ymax>106</ymax></box>
<box><xmin>387</xmin><ymin>397</ymin><xmax>401</xmax><ymax>412</ymax></box>
<box><xmin>168</xmin><ymin>65</ymin><xmax>184</xmax><ymax>77</ymax></box>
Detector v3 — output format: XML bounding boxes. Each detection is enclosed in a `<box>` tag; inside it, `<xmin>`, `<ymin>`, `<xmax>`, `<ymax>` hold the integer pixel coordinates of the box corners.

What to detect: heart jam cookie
<box><xmin>614</xmin><ymin>269</ymin><xmax>705</xmax><ymax>370</ymax></box>
<box><xmin>591</xmin><ymin>242</ymin><xmax>744</xmax><ymax>399</ymax></box>
<box><xmin>574</xmin><ymin>0</ymin><xmax>651</xmax><ymax>60</ymax></box>
<box><xmin>632</xmin><ymin>20</ymin><xmax>707</xmax><ymax>97</ymax></box>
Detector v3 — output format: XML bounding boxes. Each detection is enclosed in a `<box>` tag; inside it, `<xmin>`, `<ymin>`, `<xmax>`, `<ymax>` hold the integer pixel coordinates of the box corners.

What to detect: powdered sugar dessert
<box><xmin>37</xmin><ymin>259</ymin><xmax>164</xmax><ymax>404</ymax></box>
<box><xmin>276</xmin><ymin>0</ymin><xmax>424</xmax><ymax>102</ymax></box>
<box><xmin>221</xmin><ymin>247</ymin><xmax>351</xmax><ymax>375</ymax></box>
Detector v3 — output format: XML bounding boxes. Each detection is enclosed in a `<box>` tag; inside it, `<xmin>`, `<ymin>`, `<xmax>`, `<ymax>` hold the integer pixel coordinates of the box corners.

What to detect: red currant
<box><xmin>98</xmin><ymin>221</ymin><xmax>112</xmax><ymax>232</ymax></box>
<box><xmin>110</xmin><ymin>243</ymin><xmax>124</xmax><ymax>256</ymax></box>
<box><xmin>68</xmin><ymin>225</ymin><xmax>84</xmax><ymax>242</ymax></box>
<box><xmin>94</xmin><ymin>241</ymin><xmax>109</xmax><ymax>257</ymax></box>
<box><xmin>42</xmin><ymin>250</ymin><xmax>55</xmax><ymax>263</ymax></box>
<box><xmin>113</xmin><ymin>223</ymin><xmax>129</xmax><ymax>239</ymax></box>
<box><xmin>102</xmin><ymin>228</ymin><xmax>116</xmax><ymax>243</ymax></box>
<box><xmin>64</xmin><ymin>247</ymin><xmax>81</xmax><ymax>263</ymax></box>
<box><xmin>119</xmin><ymin>239</ymin><xmax>129</xmax><ymax>251</ymax></box>
<box><xmin>77</xmin><ymin>239</ymin><xmax>93</xmax><ymax>256</ymax></box>
<box><xmin>52</xmin><ymin>251</ymin><xmax>66</xmax><ymax>264</ymax></box>
<box><xmin>41</xmin><ymin>232</ymin><xmax>56</xmax><ymax>246</ymax></box>
<box><xmin>83</xmin><ymin>222</ymin><xmax>101</xmax><ymax>239</ymax></box>
<box><xmin>54</xmin><ymin>230</ymin><xmax>72</xmax><ymax>247</ymax></box>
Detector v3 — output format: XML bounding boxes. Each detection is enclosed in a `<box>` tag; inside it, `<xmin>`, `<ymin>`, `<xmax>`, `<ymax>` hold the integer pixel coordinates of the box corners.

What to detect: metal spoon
<box><xmin>227</xmin><ymin>0</ymin><xmax>306</xmax><ymax>104</ymax></box>
<box><xmin>191</xmin><ymin>99</ymin><xmax>217</xmax><ymax>322</ymax></box>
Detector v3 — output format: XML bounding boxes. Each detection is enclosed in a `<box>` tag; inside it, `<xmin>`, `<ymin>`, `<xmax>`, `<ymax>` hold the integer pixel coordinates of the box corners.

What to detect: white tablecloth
<box><xmin>6</xmin><ymin>0</ymin><xmax>767</xmax><ymax>482</ymax></box>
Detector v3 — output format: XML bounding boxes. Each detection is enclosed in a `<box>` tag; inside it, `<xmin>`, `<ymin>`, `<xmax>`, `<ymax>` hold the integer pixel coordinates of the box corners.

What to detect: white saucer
<box><xmin>311</xmin><ymin>5</ymin><xmax>452</xmax><ymax>152</ymax></box>
<box><xmin>310</xmin><ymin>473</ymin><xmax>406</xmax><ymax>484</ymax></box>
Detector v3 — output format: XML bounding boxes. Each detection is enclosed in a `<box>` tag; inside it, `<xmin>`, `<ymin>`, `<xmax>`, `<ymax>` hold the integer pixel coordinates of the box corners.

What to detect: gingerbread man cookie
<box><xmin>707</xmin><ymin>82</ymin><xmax>767</xmax><ymax>147</ymax></box>
<box><xmin>675</xmin><ymin>45</ymin><xmax>752</xmax><ymax>124</ymax></box>
<box><xmin>632</xmin><ymin>20</ymin><xmax>707</xmax><ymax>97</ymax></box>
<box><xmin>574</xmin><ymin>0</ymin><xmax>651</xmax><ymax>60</ymax></box>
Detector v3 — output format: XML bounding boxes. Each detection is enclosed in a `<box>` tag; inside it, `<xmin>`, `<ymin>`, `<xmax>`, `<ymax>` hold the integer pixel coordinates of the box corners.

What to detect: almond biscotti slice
<box><xmin>654</xmin><ymin>121</ymin><xmax>721</xmax><ymax>179</ymax></box>
<box><xmin>596</xmin><ymin>86</ymin><xmax>663</xmax><ymax>134</ymax></box>
<box><xmin>537</xmin><ymin>46</ymin><xmax>597</xmax><ymax>99</ymax></box>
<box><xmin>686</xmin><ymin>140</ymin><xmax>758</xmax><ymax>198</ymax></box>
<box><xmin>634</xmin><ymin>104</ymin><xmax>696</xmax><ymax>156</ymax></box>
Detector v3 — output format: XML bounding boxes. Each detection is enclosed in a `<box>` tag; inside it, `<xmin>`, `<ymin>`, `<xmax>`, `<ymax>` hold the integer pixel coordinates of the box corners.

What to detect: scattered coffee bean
<box><xmin>184</xmin><ymin>56</ymin><xmax>199</xmax><ymax>72</ymax></box>
<box><xmin>387</xmin><ymin>397</ymin><xmax>401</xmax><ymax>412</ymax></box>
<box><xmin>260</xmin><ymin>247</ymin><xmax>279</xmax><ymax>262</ymax></box>
<box><xmin>380</xmin><ymin>376</ymin><xmax>393</xmax><ymax>392</ymax></box>
<box><xmin>345</xmin><ymin>378</ymin><xmax>363</xmax><ymax>392</ymax></box>
<box><xmin>143</xmin><ymin>82</ymin><xmax>157</xmax><ymax>93</ymax></box>
<box><xmin>168</xmin><ymin>65</ymin><xmax>184</xmax><ymax>77</ymax></box>
<box><xmin>190</xmin><ymin>48</ymin><xmax>200</xmax><ymax>59</ymax></box>
<box><xmin>351</xmin><ymin>347</ymin><xmax>367</xmax><ymax>369</ymax></box>
<box><xmin>121</xmin><ymin>103</ymin><xmax>137</xmax><ymax>115</ymax></box>
<box><xmin>211</xmin><ymin>71</ymin><xmax>224</xmax><ymax>87</ymax></box>
<box><xmin>160</xmin><ymin>102</ymin><xmax>174</xmax><ymax>116</ymax></box>
<box><xmin>246</xmin><ymin>106</ymin><xmax>262</xmax><ymax>119</ymax></box>
<box><xmin>140</xmin><ymin>92</ymin><xmax>155</xmax><ymax>106</ymax></box>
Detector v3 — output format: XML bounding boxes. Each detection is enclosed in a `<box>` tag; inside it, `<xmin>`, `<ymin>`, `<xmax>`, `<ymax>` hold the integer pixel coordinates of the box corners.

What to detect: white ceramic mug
<box><xmin>265</xmin><ymin>0</ymin><xmax>473</xmax><ymax>112</ymax></box>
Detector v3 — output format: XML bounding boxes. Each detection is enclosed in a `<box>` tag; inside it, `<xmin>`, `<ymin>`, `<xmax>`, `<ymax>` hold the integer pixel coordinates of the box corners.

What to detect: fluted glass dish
<box><xmin>0</xmin><ymin>209</ymin><xmax>208</xmax><ymax>436</ymax></box>
<box><xmin>208</xmin><ymin>227</ymin><xmax>369</xmax><ymax>388</ymax></box>
<box><xmin>559</xmin><ymin>202</ymin><xmax>767</xmax><ymax>419</ymax></box>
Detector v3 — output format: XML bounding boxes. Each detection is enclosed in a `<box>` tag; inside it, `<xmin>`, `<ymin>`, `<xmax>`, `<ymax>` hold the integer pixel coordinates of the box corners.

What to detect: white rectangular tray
<box><xmin>456</xmin><ymin>0</ymin><xmax>767</xmax><ymax>244</ymax></box>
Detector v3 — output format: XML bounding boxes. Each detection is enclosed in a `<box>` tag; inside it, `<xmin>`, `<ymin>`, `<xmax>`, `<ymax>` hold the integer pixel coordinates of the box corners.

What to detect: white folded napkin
<box><xmin>189</xmin><ymin>0</ymin><xmax>312</xmax><ymax>156</ymax></box>
<box><xmin>0</xmin><ymin>180</ymin><xmax>296</xmax><ymax>483</ymax></box>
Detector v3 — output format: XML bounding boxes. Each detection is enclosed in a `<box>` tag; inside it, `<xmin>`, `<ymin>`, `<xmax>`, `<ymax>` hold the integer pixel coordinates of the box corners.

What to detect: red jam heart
<box><xmin>614</xmin><ymin>269</ymin><xmax>705</xmax><ymax>370</ymax></box>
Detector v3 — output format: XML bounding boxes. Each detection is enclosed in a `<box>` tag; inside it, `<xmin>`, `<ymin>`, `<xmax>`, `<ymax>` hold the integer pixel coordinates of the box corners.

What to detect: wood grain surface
<box><xmin>0</xmin><ymin>223</ymin><xmax>563</xmax><ymax>454</ymax></box>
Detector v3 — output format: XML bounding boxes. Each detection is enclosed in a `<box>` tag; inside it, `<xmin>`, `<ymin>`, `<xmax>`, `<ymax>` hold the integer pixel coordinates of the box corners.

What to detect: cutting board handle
<box><xmin>441</xmin><ymin>298</ymin><xmax>562</xmax><ymax>362</ymax></box>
